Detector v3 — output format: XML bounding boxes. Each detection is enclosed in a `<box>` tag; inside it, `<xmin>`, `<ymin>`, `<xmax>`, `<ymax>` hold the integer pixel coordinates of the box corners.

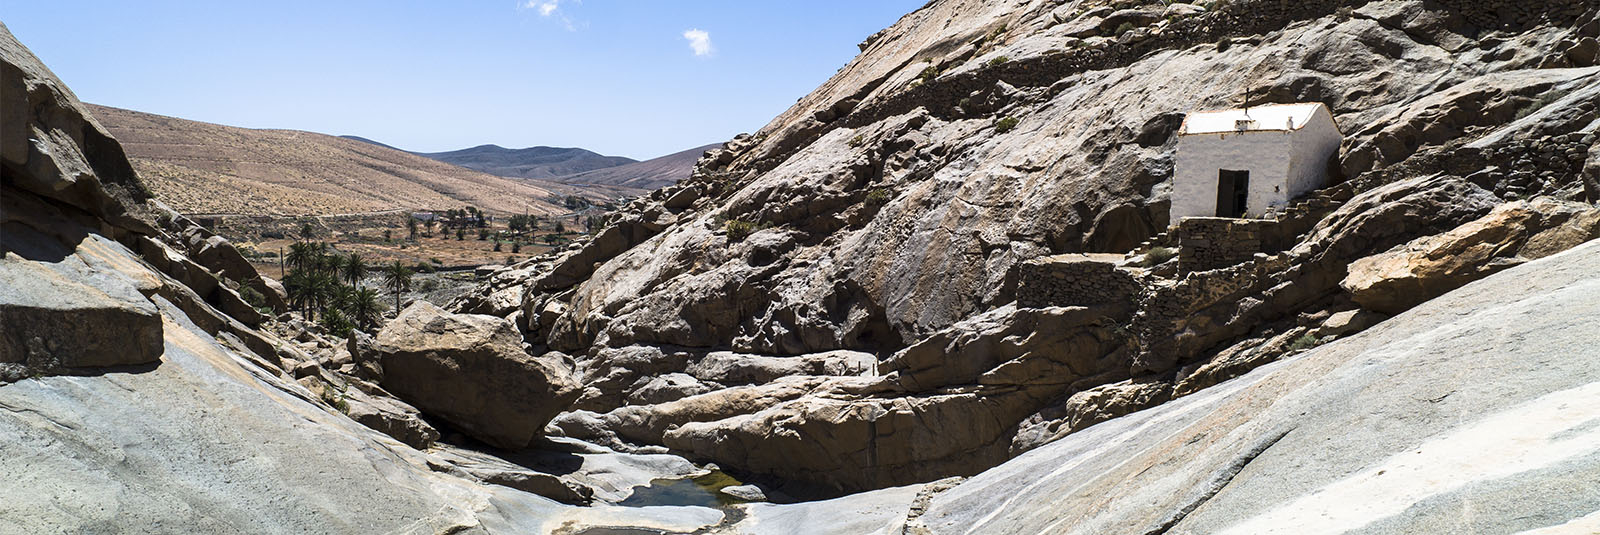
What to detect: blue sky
<box><xmin>1</xmin><ymin>1</ymin><xmax>923</xmax><ymax>159</ymax></box>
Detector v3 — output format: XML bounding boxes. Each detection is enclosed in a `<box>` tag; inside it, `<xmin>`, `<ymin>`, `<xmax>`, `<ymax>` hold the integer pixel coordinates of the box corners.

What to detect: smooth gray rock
<box><xmin>914</xmin><ymin>239</ymin><xmax>1600</xmax><ymax>534</ymax></box>
<box><xmin>686</xmin><ymin>350</ymin><xmax>877</xmax><ymax>386</ymax></box>
<box><xmin>0</xmin><ymin>222</ymin><xmax>162</xmax><ymax>372</ymax></box>
<box><xmin>0</xmin><ymin>295</ymin><xmax>517</xmax><ymax>533</ymax></box>
<box><xmin>720</xmin><ymin>484</ymin><xmax>767</xmax><ymax>502</ymax></box>
<box><xmin>733</xmin><ymin>483</ymin><xmax>922</xmax><ymax>534</ymax></box>
<box><xmin>373</xmin><ymin>301</ymin><xmax>580</xmax><ymax>449</ymax></box>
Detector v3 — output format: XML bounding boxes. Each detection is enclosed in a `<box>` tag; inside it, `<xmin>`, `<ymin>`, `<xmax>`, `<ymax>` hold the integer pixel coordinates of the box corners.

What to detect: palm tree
<box><xmin>284</xmin><ymin>270</ymin><xmax>314</xmax><ymax>317</ymax></box>
<box><xmin>316</xmin><ymin>248</ymin><xmax>341</xmax><ymax>276</ymax></box>
<box><xmin>286</xmin><ymin>242</ymin><xmax>316</xmax><ymax>273</ymax></box>
<box><xmin>328</xmin><ymin>283</ymin><xmax>355</xmax><ymax>315</ymax></box>
<box><xmin>308</xmin><ymin>273</ymin><xmax>339</xmax><ymax>320</ymax></box>
<box><xmin>341</xmin><ymin>253</ymin><xmax>367</xmax><ymax>287</ymax></box>
<box><xmin>382</xmin><ymin>261</ymin><xmax>413</xmax><ymax>313</ymax></box>
<box><xmin>348</xmin><ymin>288</ymin><xmax>383</xmax><ymax>330</ymax></box>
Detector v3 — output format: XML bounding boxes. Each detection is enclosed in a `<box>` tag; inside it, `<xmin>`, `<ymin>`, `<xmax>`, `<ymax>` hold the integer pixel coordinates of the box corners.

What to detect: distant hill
<box><xmin>417</xmin><ymin>145</ymin><xmax>636</xmax><ymax>181</ymax></box>
<box><xmin>88</xmin><ymin>104</ymin><xmax>583</xmax><ymax>216</ymax></box>
<box><xmin>551</xmin><ymin>143</ymin><xmax>721</xmax><ymax>190</ymax></box>
<box><xmin>338</xmin><ymin>135</ymin><xmax>405</xmax><ymax>152</ymax></box>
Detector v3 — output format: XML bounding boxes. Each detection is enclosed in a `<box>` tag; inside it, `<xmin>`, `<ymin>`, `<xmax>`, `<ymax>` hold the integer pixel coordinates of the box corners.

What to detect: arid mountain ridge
<box><xmin>92</xmin><ymin>104</ymin><xmax>705</xmax><ymax>217</ymax></box>
<box><xmin>548</xmin><ymin>143</ymin><xmax>724</xmax><ymax>190</ymax></box>
<box><xmin>385</xmin><ymin>138</ymin><xmax>720</xmax><ymax>192</ymax></box>
<box><xmin>89</xmin><ymin>104</ymin><xmax>581</xmax><ymax>216</ymax></box>
<box><xmin>416</xmin><ymin>144</ymin><xmax>636</xmax><ymax>181</ymax></box>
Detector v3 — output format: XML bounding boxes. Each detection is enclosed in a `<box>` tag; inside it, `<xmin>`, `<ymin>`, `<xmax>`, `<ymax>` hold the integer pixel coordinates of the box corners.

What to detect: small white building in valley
<box><xmin>1171</xmin><ymin>102</ymin><xmax>1342</xmax><ymax>220</ymax></box>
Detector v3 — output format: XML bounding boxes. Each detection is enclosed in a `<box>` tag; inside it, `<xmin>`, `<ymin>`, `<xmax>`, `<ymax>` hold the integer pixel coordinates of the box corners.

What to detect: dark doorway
<box><xmin>1216</xmin><ymin>169</ymin><xmax>1250</xmax><ymax>218</ymax></box>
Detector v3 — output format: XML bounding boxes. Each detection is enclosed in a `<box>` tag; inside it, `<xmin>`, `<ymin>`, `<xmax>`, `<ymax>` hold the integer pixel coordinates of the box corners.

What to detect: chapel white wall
<box><xmin>1172</xmin><ymin>131</ymin><xmax>1292</xmax><ymax>220</ymax></box>
<box><xmin>1286</xmin><ymin>106</ymin><xmax>1343</xmax><ymax>203</ymax></box>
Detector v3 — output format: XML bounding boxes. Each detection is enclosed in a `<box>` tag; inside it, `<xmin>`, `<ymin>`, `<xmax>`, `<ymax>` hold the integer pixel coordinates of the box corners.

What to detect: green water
<box><xmin>616</xmin><ymin>470</ymin><xmax>751</xmax><ymax>508</ymax></box>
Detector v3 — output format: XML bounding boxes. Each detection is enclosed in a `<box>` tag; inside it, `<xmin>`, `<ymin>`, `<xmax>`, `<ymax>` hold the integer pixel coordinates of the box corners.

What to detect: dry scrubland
<box><xmin>220</xmin><ymin>213</ymin><xmax>592</xmax><ymax>275</ymax></box>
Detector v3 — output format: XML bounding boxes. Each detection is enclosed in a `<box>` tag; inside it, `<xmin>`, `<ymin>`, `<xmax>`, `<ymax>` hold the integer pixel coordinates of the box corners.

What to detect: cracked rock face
<box><xmin>907</xmin><ymin>239</ymin><xmax>1600</xmax><ymax>535</ymax></box>
<box><xmin>441</xmin><ymin>0</ymin><xmax>1600</xmax><ymax>494</ymax></box>
<box><xmin>4</xmin><ymin>1</ymin><xmax>1600</xmax><ymax>532</ymax></box>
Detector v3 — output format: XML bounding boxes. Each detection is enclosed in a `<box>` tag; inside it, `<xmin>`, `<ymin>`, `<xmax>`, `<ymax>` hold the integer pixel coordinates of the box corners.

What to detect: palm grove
<box><xmin>282</xmin><ymin>241</ymin><xmax>412</xmax><ymax>337</ymax></box>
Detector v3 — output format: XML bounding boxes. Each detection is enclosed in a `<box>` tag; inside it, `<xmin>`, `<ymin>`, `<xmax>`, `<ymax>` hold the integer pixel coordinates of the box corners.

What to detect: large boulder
<box><xmin>662</xmin><ymin>382</ymin><xmax>1052</xmax><ymax>494</ymax></box>
<box><xmin>0</xmin><ymin>225</ymin><xmax>163</xmax><ymax>375</ymax></box>
<box><xmin>373</xmin><ymin>302</ymin><xmax>579</xmax><ymax>449</ymax></box>
<box><xmin>1342</xmin><ymin>198</ymin><xmax>1600</xmax><ymax>313</ymax></box>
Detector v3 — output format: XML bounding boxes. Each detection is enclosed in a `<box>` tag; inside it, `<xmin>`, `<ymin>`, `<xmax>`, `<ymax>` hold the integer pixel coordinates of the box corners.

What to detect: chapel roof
<box><xmin>1178</xmin><ymin>102</ymin><xmax>1335</xmax><ymax>135</ymax></box>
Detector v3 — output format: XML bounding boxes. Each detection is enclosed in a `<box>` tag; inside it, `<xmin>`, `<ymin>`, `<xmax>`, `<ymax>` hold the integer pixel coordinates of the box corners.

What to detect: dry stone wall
<box><xmin>1176</xmin><ymin>218</ymin><xmax>1279</xmax><ymax>273</ymax></box>
<box><xmin>1017</xmin><ymin>254</ymin><xmax>1142</xmax><ymax>308</ymax></box>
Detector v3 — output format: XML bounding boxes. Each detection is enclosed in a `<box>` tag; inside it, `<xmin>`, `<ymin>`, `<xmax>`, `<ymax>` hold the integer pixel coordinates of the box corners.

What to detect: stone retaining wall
<box><xmin>1018</xmin><ymin>254</ymin><xmax>1142</xmax><ymax>308</ymax></box>
<box><xmin>1175</xmin><ymin>218</ymin><xmax>1282</xmax><ymax>273</ymax></box>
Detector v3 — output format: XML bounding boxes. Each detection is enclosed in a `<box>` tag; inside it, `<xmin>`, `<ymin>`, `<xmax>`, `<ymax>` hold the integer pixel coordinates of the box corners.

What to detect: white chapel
<box><xmin>1171</xmin><ymin>102</ymin><xmax>1342</xmax><ymax>220</ymax></box>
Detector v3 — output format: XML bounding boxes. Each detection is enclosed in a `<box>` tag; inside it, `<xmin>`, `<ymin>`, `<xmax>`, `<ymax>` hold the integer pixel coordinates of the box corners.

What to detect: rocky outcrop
<box><xmin>686</xmin><ymin>349</ymin><xmax>876</xmax><ymax>386</ymax></box>
<box><xmin>373</xmin><ymin>301</ymin><xmax>580</xmax><ymax>449</ymax></box>
<box><xmin>1343</xmin><ymin>197</ymin><xmax>1600</xmax><ymax>312</ymax></box>
<box><xmin>0</xmin><ymin>24</ymin><xmax>154</xmax><ymax>235</ymax></box>
<box><xmin>441</xmin><ymin>0</ymin><xmax>1600</xmax><ymax>495</ymax></box>
<box><xmin>8</xmin><ymin>1</ymin><xmax>1600</xmax><ymax>532</ymax></box>
<box><xmin>903</xmin><ymin>238</ymin><xmax>1600</xmax><ymax>535</ymax></box>
<box><xmin>169</xmin><ymin>215</ymin><xmax>289</xmax><ymax>314</ymax></box>
<box><xmin>0</xmin><ymin>223</ymin><xmax>163</xmax><ymax>376</ymax></box>
<box><xmin>675</xmin><ymin>236</ymin><xmax>1600</xmax><ymax>534</ymax></box>
<box><xmin>0</xmin><ymin>22</ymin><xmax>166</xmax><ymax>380</ymax></box>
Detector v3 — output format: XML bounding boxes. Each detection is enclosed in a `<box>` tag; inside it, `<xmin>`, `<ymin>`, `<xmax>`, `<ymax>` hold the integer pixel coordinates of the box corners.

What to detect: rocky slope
<box><xmin>1</xmin><ymin>21</ymin><xmax>721</xmax><ymax>533</ymax></box>
<box><xmin>723</xmin><ymin>237</ymin><xmax>1600</xmax><ymax>533</ymax></box>
<box><xmin>551</xmin><ymin>143</ymin><xmax>723</xmax><ymax>190</ymax></box>
<box><xmin>448</xmin><ymin>0</ymin><xmax>1600</xmax><ymax>496</ymax></box>
<box><xmin>418</xmin><ymin>144</ymin><xmax>635</xmax><ymax>181</ymax></box>
<box><xmin>89</xmin><ymin>104</ymin><xmax>618</xmax><ymax>216</ymax></box>
<box><xmin>6</xmin><ymin>0</ymin><xmax>1600</xmax><ymax>532</ymax></box>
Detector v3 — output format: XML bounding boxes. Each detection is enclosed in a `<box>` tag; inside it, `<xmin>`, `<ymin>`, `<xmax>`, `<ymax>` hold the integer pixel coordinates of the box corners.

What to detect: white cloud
<box><xmin>521</xmin><ymin>0</ymin><xmax>581</xmax><ymax>31</ymax></box>
<box><xmin>683</xmin><ymin>29</ymin><xmax>714</xmax><ymax>57</ymax></box>
<box><xmin>522</xmin><ymin>0</ymin><xmax>558</xmax><ymax>15</ymax></box>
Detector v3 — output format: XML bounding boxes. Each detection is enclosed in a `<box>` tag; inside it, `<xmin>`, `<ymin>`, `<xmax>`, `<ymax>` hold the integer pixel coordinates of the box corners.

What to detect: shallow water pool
<box><xmin>616</xmin><ymin>470</ymin><xmax>751</xmax><ymax>508</ymax></box>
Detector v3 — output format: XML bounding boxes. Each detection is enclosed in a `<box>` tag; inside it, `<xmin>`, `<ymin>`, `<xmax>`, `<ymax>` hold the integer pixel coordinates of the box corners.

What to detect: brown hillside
<box><xmin>87</xmin><ymin>104</ymin><xmax>581</xmax><ymax>216</ymax></box>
